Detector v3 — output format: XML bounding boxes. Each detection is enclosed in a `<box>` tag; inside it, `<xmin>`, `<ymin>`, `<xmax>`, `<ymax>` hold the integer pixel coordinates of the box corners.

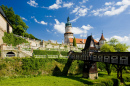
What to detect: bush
<box><xmin>33</xmin><ymin>50</ymin><xmax>60</xmax><ymax>55</ymax></box>
<box><xmin>60</xmin><ymin>51</ymin><xmax>68</xmax><ymax>56</ymax></box>
<box><xmin>124</xmin><ymin>77</ymin><xmax>130</xmax><ymax>82</ymax></box>
<box><xmin>2</xmin><ymin>32</ymin><xmax>28</xmax><ymax>46</ymax></box>
<box><xmin>0</xmin><ymin>63</ymin><xmax>6</xmax><ymax>70</ymax></box>
<box><xmin>102</xmin><ymin>79</ymin><xmax>114</xmax><ymax>86</ymax></box>
<box><xmin>112</xmin><ymin>78</ymin><xmax>120</xmax><ymax>86</ymax></box>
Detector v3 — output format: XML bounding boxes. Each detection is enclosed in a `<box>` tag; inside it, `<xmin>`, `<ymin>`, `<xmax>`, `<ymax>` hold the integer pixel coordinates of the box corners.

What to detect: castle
<box><xmin>64</xmin><ymin>17</ymin><xmax>106</xmax><ymax>49</ymax></box>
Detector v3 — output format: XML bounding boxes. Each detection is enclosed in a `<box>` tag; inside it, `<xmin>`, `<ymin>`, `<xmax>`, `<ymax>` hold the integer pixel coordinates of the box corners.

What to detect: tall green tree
<box><xmin>1</xmin><ymin>5</ymin><xmax>28</xmax><ymax>35</ymax></box>
<box><xmin>73</xmin><ymin>37</ymin><xmax>77</xmax><ymax>47</ymax></box>
<box><xmin>100</xmin><ymin>43</ymin><xmax>115</xmax><ymax>75</ymax></box>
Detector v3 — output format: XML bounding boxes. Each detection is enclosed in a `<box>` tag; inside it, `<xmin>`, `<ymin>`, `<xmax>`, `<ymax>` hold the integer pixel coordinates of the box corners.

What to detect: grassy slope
<box><xmin>0</xmin><ymin>71</ymin><xmax>130</xmax><ymax>86</ymax></box>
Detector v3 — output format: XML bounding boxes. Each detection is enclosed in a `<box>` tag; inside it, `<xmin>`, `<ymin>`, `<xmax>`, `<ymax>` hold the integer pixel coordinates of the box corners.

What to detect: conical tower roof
<box><xmin>99</xmin><ymin>33</ymin><xmax>106</xmax><ymax>41</ymax></box>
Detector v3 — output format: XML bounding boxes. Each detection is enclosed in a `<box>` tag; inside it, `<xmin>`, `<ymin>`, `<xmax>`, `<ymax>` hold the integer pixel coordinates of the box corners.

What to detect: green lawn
<box><xmin>0</xmin><ymin>72</ymin><xmax>129</xmax><ymax>86</ymax></box>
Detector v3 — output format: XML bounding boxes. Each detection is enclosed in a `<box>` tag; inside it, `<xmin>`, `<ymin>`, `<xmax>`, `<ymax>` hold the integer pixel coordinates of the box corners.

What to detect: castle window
<box><xmin>7</xmin><ymin>23</ymin><xmax>9</xmax><ymax>33</ymax></box>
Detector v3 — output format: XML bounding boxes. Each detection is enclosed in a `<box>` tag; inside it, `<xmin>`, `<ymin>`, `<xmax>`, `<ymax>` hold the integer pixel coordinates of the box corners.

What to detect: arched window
<box><xmin>6</xmin><ymin>52</ymin><xmax>15</xmax><ymax>57</ymax></box>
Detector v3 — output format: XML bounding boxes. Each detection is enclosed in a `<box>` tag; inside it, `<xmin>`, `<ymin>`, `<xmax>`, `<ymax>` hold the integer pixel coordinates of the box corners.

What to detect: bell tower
<box><xmin>64</xmin><ymin>17</ymin><xmax>73</xmax><ymax>44</ymax></box>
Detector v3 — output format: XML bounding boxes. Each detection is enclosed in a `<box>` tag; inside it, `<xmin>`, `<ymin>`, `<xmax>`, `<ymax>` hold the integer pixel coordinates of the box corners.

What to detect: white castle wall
<box><xmin>0</xmin><ymin>14</ymin><xmax>13</xmax><ymax>45</ymax></box>
<box><xmin>65</xmin><ymin>26</ymin><xmax>72</xmax><ymax>32</ymax></box>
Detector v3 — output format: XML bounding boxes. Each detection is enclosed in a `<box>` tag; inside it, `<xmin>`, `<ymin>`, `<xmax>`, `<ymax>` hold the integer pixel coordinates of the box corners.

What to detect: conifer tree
<box><xmin>73</xmin><ymin>37</ymin><xmax>77</xmax><ymax>47</ymax></box>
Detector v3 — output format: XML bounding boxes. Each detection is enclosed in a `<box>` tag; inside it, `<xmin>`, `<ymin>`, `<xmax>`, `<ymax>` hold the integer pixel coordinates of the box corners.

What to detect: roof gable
<box><xmin>0</xmin><ymin>7</ymin><xmax>6</xmax><ymax>17</ymax></box>
<box><xmin>82</xmin><ymin>35</ymin><xmax>97</xmax><ymax>51</ymax></box>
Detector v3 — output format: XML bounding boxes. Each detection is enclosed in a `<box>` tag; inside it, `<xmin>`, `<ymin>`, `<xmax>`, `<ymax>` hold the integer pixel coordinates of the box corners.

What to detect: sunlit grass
<box><xmin>0</xmin><ymin>71</ymin><xmax>129</xmax><ymax>86</ymax></box>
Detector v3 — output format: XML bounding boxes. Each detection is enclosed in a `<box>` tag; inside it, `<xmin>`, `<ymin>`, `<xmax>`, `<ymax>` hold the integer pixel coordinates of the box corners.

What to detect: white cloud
<box><xmin>104</xmin><ymin>5</ymin><xmax>128</xmax><ymax>16</ymax></box>
<box><xmin>27</xmin><ymin>0</ymin><xmax>38</xmax><ymax>7</ymax></box>
<box><xmin>110</xmin><ymin>35</ymin><xmax>129</xmax><ymax>43</ymax></box>
<box><xmin>91</xmin><ymin>6</ymin><xmax>112</xmax><ymax>16</ymax></box>
<box><xmin>72</xmin><ymin>27</ymin><xmax>84</xmax><ymax>34</ymax></box>
<box><xmin>49</xmin><ymin>0</ymin><xmax>62</xmax><ymax>10</ymax></box>
<box><xmin>79</xmin><ymin>0</ymin><xmax>88</xmax><ymax>4</ymax></box>
<box><xmin>92</xmin><ymin>0</ymin><xmax>130</xmax><ymax>16</ymax></box>
<box><xmin>63</xmin><ymin>2</ymin><xmax>74</xmax><ymax>8</ymax></box>
<box><xmin>49</xmin><ymin>4</ymin><xmax>61</xmax><ymax>9</ymax></box>
<box><xmin>21</xmin><ymin>17</ymin><xmax>28</xmax><ymax>21</ymax></box>
<box><xmin>46</xmin><ymin>29</ymin><xmax>51</xmax><ymax>33</ymax></box>
<box><xmin>71</xmin><ymin>5</ymin><xmax>92</xmax><ymax>22</ymax></box>
<box><xmin>70</xmin><ymin>16</ymin><xmax>79</xmax><ymax>22</ymax></box>
<box><xmin>45</xmin><ymin>15</ymin><xmax>52</xmax><ymax>17</ymax></box>
<box><xmin>71</xmin><ymin>6</ymin><xmax>80</xmax><ymax>14</ymax></box>
<box><xmin>54</xmin><ymin>19</ymin><xmax>65</xmax><ymax>33</ymax></box>
<box><xmin>31</xmin><ymin>16</ymin><xmax>47</xmax><ymax>25</ymax></box>
<box><xmin>56</xmin><ymin>0</ymin><xmax>62</xmax><ymax>4</ymax></box>
<box><xmin>105</xmin><ymin>2</ymin><xmax>114</xmax><ymax>6</ymax></box>
<box><xmin>81</xmin><ymin>24</ymin><xmax>93</xmax><ymax>30</ymax></box>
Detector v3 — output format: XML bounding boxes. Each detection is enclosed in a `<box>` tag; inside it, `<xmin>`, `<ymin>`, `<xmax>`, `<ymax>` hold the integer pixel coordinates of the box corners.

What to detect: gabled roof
<box><xmin>0</xmin><ymin>7</ymin><xmax>6</xmax><ymax>17</ymax></box>
<box><xmin>82</xmin><ymin>35</ymin><xmax>97</xmax><ymax>51</ymax></box>
<box><xmin>69</xmin><ymin>38</ymin><xmax>98</xmax><ymax>44</ymax></box>
<box><xmin>0</xmin><ymin>7</ymin><xmax>12</xmax><ymax>26</ymax></box>
<box><xmin>99</xmin><ymin>33</ymin><xmax>106</xmax><ymax>41</ymax></box>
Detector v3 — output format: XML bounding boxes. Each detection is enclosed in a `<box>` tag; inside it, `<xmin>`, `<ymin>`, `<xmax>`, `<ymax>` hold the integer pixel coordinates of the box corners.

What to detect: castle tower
<box><xmin>64</xmin><ymin>17</ymin><xmax>73</xmax><ymax>44</ymax></box>
<box><xmin>99</xmin><ymin>32</ymin><xmax>106</xmax><ymax>48</ymax></box>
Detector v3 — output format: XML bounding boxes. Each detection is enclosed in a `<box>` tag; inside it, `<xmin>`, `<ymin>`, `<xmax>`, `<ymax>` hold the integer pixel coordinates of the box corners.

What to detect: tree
<box><xmin>108</xmin><ymin>38</ymin><xmax>129</xmax><ymax>52</ymax></box>
<box><xmin>100</xmin><ymin>43</ymin><xmax>115</xmax><ymax>75</ymax></box>
<box><xmin>1</xmin><ymin>5</ymin><xmax>39</xmax><ymax>40</ymax></box>
<box><xmin>115</xmin><ymin>43</ymin><xmax>129</xmax><ymax>52</ymax></box>
<box><xmin>100</xmin><ymin>43</ymin><xmax>115</xmax><ymax>52</ymax></box>
<box><xmin>73</xmin><ymin>37</ymin><xmax>77</xmax><ymax>47</ymax></box>
<box><xmin>1</xmin><ymin>5</ymin><xmax>28</xmax><ymax>35</ymax></box>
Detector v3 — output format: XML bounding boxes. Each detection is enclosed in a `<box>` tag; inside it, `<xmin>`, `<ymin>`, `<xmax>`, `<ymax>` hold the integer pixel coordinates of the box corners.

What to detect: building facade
<box><xmin>0</xmin><ymin>7</ymin><xmax>13</xmax><ymax>45</ymax></box>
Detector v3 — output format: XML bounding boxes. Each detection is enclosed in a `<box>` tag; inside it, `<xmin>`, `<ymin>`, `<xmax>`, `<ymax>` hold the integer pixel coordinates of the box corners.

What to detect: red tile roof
<box><xmin>69</xmin><ymin>38</ymin><xmax>98</xmax><ymax>44</ymax></box>
<box><xmin>99</xmin><ymin>33</ymin><xmax>106</xmax><ymax>41</ymax></box>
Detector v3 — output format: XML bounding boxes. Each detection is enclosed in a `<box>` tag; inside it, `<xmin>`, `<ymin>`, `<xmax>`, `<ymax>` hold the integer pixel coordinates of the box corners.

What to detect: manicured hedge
<box><xmin>60</xmin><ymin>51</ymin><xmax>68</xmax><ymax>56</ymax></box>
<box><xmin>33</xmin><ymin>50</ymin><xmax>60</xmax><ymax>55</ymax></box>
<box><xmin>33</xmin><ymin>50</ymin><xmax>69</xmax><ymax>56</ymax></box>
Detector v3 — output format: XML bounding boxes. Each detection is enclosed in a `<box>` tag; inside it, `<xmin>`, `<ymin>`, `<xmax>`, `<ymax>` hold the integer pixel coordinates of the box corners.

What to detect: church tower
<box><xmin>64</xmin><ymin>17</ymin><xmax>73</xmax><ymax>44</ymax></box>
<box><xmin>99</xmin><ymin>32</ymin><xmax>106</xmax><ymax>48</ymax></box>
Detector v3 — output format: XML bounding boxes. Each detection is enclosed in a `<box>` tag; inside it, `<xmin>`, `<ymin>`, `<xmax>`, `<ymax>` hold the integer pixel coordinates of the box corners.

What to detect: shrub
<box><xmin>102</xmin><ymin>79</ymin><xmax>114</xmax><ymax>86</ymax></box>
<box><xmin>112</xmin><ymin>78</ymin><xmax>120</xmax><ymax>86</ymax></box>
<box><xmin>123</xmin><ymin>77</ymin><xmax>130</xmax><ymax>82</ymax></box>
<box><xmin>33</xmin><ymin>50</ymin><xmax>60</xmax><ymax>55</ymax></box>
<box><xmin>2</xmin><ymin>32</ymin><xmax>28</xmax><ymax>46</ymax></box>
<box><xmin>0</xmin><ymin>63</ymin><xmax>6</xmax><ymax>70</ymax></box>
<box><xmin>60</xmin><ymin>51</ymin><xmax>68</xmax><ymax>56</ymax></box>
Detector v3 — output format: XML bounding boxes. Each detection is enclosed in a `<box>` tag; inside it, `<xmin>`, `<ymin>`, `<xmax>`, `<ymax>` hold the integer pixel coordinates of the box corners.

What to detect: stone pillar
<box><xmin>31</xmin><ymin>48</ymin><xmax>33</xmax><ymax>53</ymax></box>
<box><xmin>1</xmin><ymin>43</ymin><xmax>7</xmax><ymax>58</ymax></box>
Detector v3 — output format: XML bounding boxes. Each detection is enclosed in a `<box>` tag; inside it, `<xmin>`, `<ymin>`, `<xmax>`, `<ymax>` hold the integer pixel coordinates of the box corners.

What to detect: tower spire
<box><xmin>67</xmin><ymin>16</ymin><xmax>70</xmax><ymax>22</ymax></box>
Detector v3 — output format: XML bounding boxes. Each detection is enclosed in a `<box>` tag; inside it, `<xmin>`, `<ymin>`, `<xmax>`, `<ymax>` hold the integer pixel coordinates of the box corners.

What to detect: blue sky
<box><xmin>1</xmin><ymin>0</ymin><xmax>130</xmax><ymax>45</ymax></box>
